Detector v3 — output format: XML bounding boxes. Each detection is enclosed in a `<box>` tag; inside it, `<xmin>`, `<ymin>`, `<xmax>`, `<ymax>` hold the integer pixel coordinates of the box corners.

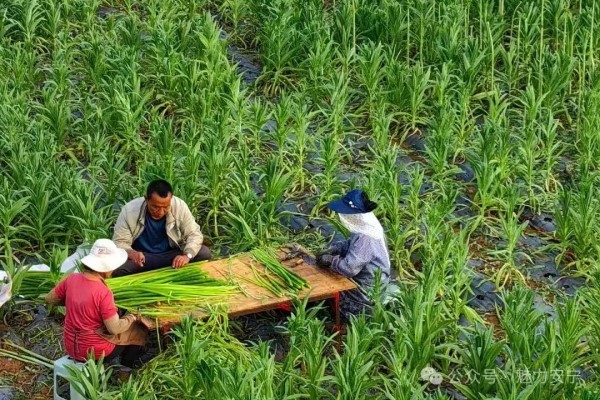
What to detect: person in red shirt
<box><xmin>45</xmin><ymin>239</ymin><xmax>153</xmax><ymax>368</ymax></box>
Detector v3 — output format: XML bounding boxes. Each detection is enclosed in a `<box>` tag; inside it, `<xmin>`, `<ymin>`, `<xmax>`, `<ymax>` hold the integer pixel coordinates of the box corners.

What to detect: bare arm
<box><xmin>44</xmin><ymin>289</ymin><xmax>65</xmax><ymax>306</ymax></box>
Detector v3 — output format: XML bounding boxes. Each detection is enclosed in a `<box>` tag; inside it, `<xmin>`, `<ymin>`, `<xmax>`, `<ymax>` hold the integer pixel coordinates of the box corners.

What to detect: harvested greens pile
<box><xmin>13</xmin><ymin>250</ymin><xmax>310</xmax><ymax>317</ymax></box>
<box><xmin>106</xmin><ymin>263</ymin><xmax>239</xmax><ymax>316</ymax></box>
<box><xmin>249</xmin><ymin>247</ymin><xmax>310</xmax><ymax>297</ymax></box>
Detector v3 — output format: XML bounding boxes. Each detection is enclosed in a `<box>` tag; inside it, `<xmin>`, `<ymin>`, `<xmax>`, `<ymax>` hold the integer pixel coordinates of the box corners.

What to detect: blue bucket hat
<box><xmin>327</xmin><ymin>189</ymin><xmax>378</xmax><ymax>215</ymax></box>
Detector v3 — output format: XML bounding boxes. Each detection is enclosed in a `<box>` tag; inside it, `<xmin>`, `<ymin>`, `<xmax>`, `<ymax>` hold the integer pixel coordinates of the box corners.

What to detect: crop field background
<box><xmin>1</xmin><ymin>0</ymin><xmax>600</xmax><ymax>398</ymax></box>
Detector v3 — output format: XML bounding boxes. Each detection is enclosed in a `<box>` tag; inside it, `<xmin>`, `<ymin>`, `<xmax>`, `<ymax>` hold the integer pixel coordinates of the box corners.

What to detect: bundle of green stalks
<box><xmin>106</xmin><ymin>263</ymin><xmax>239</xmax><ymax>313</ymax></box>
<box><xmin>18</xmin><ymin>271</ymin><xmax>57</xmax><ymax>300</ymax></box>
<box><xmin>250</xmin><ymin>247</ymin><xmax>309</xmax><ymax>296</ymax></box>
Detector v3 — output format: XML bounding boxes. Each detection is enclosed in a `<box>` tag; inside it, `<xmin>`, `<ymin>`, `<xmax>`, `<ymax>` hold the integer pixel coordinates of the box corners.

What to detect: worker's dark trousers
<box><xmin>104</xmin><ymin>345</ymin><xmax>144</xmax><ymax>368</ymax></box>
<box><xmin>112</xmin><ymin>246</ymin><xmax>212</xmax><ymax>278</ymax></box>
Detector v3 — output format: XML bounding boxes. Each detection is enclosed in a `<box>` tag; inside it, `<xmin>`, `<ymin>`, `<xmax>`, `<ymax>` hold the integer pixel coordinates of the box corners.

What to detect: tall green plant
<box><xmin>332</xmin><ymin>315</ymin><xmax>383</xmax><ymax>400</ymax></box>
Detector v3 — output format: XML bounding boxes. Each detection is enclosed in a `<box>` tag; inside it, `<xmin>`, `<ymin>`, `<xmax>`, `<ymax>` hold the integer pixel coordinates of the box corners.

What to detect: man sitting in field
<box><xmin>111</xmin><ymin>180</ymin><xmax>211</xmax><ymax>277</ymax></box>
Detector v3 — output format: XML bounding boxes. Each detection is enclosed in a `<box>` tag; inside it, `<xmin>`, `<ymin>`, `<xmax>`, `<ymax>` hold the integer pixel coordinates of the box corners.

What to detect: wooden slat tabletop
<box><xmin>157</xmin><ymin>251</ymin><xmax>356</xmax><ymax>326</ymax></box>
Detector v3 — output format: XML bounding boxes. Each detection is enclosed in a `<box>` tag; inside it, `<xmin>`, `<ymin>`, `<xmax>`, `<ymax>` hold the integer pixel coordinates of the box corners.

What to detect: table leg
<box><xmin>276</xmin><ymin>301</ymin><xmax>292</xmax><ymax>312</ymax></box>
<box><xmin>333</xmin><ymin>291</ymin><xmax>341</xmax><ymax>333</ymax></box>
<box><xmin>158</xmin><ymin>324</ymin><xmax>173</xmax><ymax>352</ymax></box>
<box><xmin>160</xmin><ymin>324</ymin><xmax>172</xmax><ymax>336</ymax></box>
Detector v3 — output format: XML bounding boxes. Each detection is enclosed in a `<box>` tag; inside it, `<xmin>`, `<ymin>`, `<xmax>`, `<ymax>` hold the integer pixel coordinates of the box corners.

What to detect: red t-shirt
<box><xmin>54</xmin><ymin>274</ymin><xmax>117</xmax><ymax>361</ymax></box>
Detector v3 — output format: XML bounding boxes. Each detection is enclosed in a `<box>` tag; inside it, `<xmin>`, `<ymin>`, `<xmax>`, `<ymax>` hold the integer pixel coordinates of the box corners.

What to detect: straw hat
<box><xmin>80</xmin><ymin>239</ymin><xmax>127</xmax><ymax>273</ymax></box>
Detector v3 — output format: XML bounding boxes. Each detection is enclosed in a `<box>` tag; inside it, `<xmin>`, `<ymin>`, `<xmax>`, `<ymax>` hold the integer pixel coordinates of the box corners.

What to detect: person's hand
<box><xmin>287</xmin><ymin>243</ymin><xmax>312</xmax><ymax>255</ymax></box>
<box><xmin>139</xmin><ymin>316</ymin><xmax>155</xmax><ymax>330</ymax></box>
<box><xmin>172</xmin><ymin>255</ymin><xmax>190</xmax><ymax>269</ymax></box>
<box><xmin>128</xmin><ymin>250</ymin><xmax>145</xmax><ymax>268</ymax></box>
<box><xmin>315</xmin><ymin>248</ymin><xmax>335</xmax><ymax>266</ymax></box>
<box><xmin>282</xmin><ymin>243</ymin><xmax>313</xmax><ymax>261</ymax></box>
<box><xmin>315</xmin><ymin>248</ymin><xmax>332</xmax><ymax>258</ymax></box>
<box><xmin>316</xmin><ymin>254</ymin><xmax>334</xmax><ymax>267</ymax></box>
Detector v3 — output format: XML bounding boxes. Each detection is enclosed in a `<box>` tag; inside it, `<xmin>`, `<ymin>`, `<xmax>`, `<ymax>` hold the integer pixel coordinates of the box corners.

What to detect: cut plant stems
<box><xmin>250</xmin><ymin>247</ymin><xmax>309</xmax><ymax>295</ymax></box>
<box><xmin>106</xmin><ymin>263</ymin><xmax>239</xmax><ymax>314</ymax></box>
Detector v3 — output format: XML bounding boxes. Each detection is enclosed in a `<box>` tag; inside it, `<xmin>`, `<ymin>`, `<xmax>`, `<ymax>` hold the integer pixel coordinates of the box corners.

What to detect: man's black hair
<box><xmin>146</xmin><ymin>180</ymin><xmax>173</xmax><ymax>198</ymax></box>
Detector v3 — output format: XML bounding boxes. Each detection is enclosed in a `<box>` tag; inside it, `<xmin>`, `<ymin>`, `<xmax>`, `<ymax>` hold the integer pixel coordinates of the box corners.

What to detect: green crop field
<box><xmin>1</xmin><ymin>0</ymin><xmax>600</xmax><ymax>398</ymax></box>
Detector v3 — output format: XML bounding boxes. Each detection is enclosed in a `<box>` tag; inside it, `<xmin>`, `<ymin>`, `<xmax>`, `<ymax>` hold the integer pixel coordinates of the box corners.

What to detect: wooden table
<box><xmin>158</xmin><ymin>252</ymin><xmax>356</xmax><ymax>332</ymax></box>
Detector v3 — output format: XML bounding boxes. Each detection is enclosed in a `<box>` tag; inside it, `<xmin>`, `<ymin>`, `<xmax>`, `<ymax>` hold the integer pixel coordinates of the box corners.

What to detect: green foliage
<box><xmin>2</xmin><ymin>0</ymin><xmax>600</xmax><ymax>397</ymax></box>
<box><xmin>65</xmin><ymin>355</ymin><xmax>117</xmax><ymax>400</ymax></box>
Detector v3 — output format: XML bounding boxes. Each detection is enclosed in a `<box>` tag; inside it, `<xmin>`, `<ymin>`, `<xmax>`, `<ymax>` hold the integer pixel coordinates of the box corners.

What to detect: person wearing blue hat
<box><xmin>316</xmin><ymin>189</ymin><xmax>391</xmax><ymax>319</ymax></box>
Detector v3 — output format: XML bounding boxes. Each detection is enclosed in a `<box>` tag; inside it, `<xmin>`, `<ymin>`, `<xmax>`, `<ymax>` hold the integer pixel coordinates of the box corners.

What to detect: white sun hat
<box><xmin>80</xmin><ymin>239</ymin><xmax>127</xmax><ymax>273</ymax></box>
